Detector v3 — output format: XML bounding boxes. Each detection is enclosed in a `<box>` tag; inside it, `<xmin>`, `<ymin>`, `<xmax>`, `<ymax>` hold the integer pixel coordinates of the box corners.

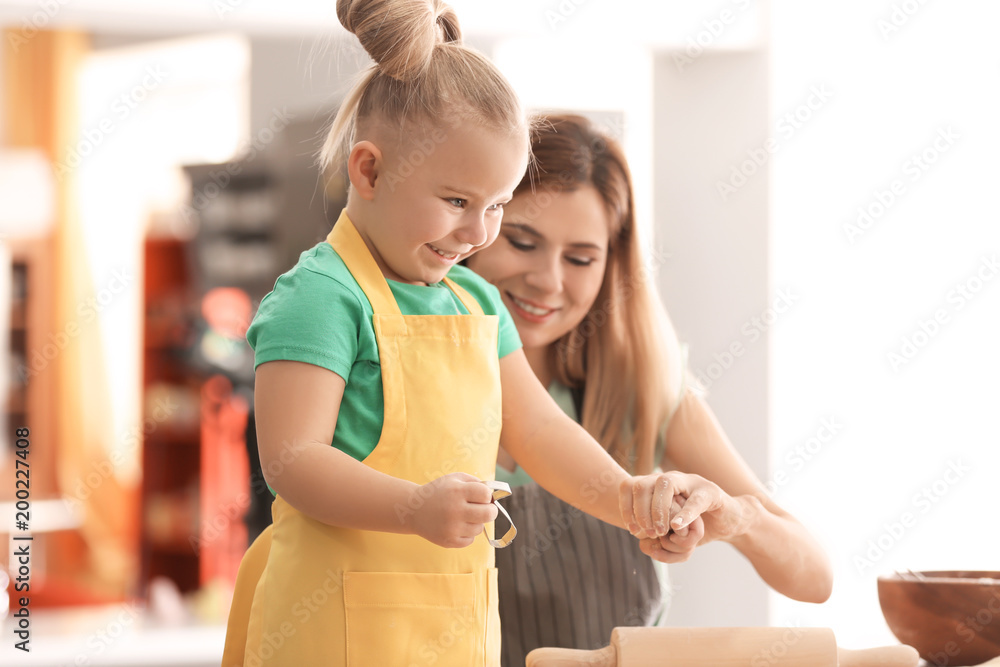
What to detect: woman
<box><xmin>465</xmin><ymin>114</ymin><xmax>833</xmax><ymax>666</ymax></box>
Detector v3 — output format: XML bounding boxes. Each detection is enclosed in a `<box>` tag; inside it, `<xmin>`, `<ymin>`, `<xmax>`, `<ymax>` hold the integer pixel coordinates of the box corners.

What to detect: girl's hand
<box><xmin>407</xmin><ymin>473</ymin><xmax>498</xmax><ymax>549</ymax></box>
<box><xmin>638</xmin><ymin>496</ymin><xmax>706</xmax><ymax>564</ymax></box>
<box><xmin>619</xmin><ymin>471</ymin><xmax>752</xmax><ymax>543</ymax></box>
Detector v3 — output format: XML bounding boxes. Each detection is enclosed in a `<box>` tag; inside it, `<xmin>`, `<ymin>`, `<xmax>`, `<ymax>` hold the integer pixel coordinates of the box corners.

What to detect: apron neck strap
<box><xmin>326</xmin><ymin>210</ymin><xmax>486</xmax><ymax>317</ymax></box>
<box><xmin>327</xmin><ymin>210</ymin><xmax>401</xmax><ymax>316</ymax></box>
<box><xmin>441</xmin><ymin>277</ymin><xmax>484</xmax><ymax>316</ymax></box>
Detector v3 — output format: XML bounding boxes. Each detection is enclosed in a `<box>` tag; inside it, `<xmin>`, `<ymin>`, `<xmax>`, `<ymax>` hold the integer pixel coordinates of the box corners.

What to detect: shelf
<box><xmin>11</xmin><ymin>262</ymin><xmax>27</xmax><ymax>300</ymax></box>
<box><xmin>10</xmin><ymin>306</ymin><xmax>26</xmax><ymax>330</ymax></box>
<box><xmin>145</xmin><ymin>539</ymin><xmax>201</xmax><ymax>556</ymax></box>
<box><xmin>9</xmin><ymin>326</ymin><xmax>26</xmax><ymax>351</ymax></box>
<box><xmin>143</xmin><ymin>327</ymin><xmax>193</xmax><ymax>351</ymax></box>
<box><xmin>5</xmin><ymin>390</ymin><xmax>26</xmax><ymax>414</ymax></box>
<box><xmin>146</xmin><ymin>430</ymin><xmax>201</xmax><ymax>447</ymax></box>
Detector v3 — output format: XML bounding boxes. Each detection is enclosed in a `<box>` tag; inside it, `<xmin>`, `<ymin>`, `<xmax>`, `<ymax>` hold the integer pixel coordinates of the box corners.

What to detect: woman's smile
<box><xmin>507</xmin><ymin>292</ymin><xmax>560</xmax><ymax>322</ymax></box>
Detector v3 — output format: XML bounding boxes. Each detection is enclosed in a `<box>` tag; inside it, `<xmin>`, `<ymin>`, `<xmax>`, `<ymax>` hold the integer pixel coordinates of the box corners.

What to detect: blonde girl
<box><xmin>222</xmin><ymin>4</ymin><xmax>699</xmax><ymax>666</ymax></box>
<box><xmin>465</xmin><ymin>114</ymin><xmax>833</xmax><ymax>665</ymax></box>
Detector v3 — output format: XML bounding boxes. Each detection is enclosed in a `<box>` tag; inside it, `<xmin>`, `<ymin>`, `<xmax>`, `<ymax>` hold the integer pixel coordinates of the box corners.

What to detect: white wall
<box><xmin>0</xmin><ymin>29</ymin><xmax>5</xmax><ymax>147</ymax></box>
<box><xmin>653</xmin><ymin>49</ymin><xmax>772</xmax><ymax>626</ymax></box>
<box><xmin>247</xmin><ymin>35</ymin><xmax>357</xmax><ymax>138</ymax></box>
<box><xmin>0</xmin><ymin>0</ymin><xmax>763</xmax><ymax>47</ymax></box>
<box><xmin>246</xmin><ymin>31</ymin><xmax>504</xmax><ymax>136</ymax></box>
<box><xmin>770</xmin><ymin>0</ymin><xmax>1000</xmax><ymax>648</ymax></box>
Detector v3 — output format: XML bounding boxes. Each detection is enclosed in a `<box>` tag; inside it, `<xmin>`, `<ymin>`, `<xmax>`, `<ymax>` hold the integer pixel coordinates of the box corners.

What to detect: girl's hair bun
<box><xmin>336</xmin><ymin>0</ymin><xmax>462</xmax><ymax>81</ymax></box>
<box><xmin>321</xmin><ymin>0</ymin><xmax>523</xmax><ymax>173</ymax></box>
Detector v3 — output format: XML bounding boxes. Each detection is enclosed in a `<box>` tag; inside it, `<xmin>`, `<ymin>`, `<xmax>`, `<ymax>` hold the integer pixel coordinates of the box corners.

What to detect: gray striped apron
<box><xmin>496</xmin><ymin>481</ymin><xmax>666</xmax><ymax>667</ymax></box>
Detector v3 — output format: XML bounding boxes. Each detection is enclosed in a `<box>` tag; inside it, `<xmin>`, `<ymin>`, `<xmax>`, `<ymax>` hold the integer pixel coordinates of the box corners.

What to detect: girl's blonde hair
<box><xmin>321</xmin><ymin>0</ymin><xmax>526</xmax><ymax>172</ymax></box>
<box><xmin>528</xmin><ymin>114</ymin><xmax>685</xmax><ymax>475</ymax></box>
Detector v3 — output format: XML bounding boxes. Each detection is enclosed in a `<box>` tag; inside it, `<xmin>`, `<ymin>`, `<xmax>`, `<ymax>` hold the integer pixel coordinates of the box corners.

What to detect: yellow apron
<box><xmin>230</xmin><ymin>211</ymin><xmax>503</xmax><ymax>666</ymax></box>
<box><xmin>222</xmin><ymin>524</ymin><xmax>271</xmax><ymax>666</ymax></box>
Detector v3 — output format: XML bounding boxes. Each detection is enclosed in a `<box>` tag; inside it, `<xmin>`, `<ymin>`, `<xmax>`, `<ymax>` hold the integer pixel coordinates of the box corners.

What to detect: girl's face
<box><xmin>362</xmin><ymin>122</ymin><xmax>528</xmax><ymax>286</ymax></box>
<box><xmin>466</xmin><ymin>186</ymin><xmax>611</xmax><ymax>351</ymax></box>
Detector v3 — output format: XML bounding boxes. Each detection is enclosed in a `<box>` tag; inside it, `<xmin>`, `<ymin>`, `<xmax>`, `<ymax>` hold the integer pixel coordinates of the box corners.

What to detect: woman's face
<box><xmin>466</xmin><ymin>185</ymin><xmax>611</xmax><ymax>351</ymax></box>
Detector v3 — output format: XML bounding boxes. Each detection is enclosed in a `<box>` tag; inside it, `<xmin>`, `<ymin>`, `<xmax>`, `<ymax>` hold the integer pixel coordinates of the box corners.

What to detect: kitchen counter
<box><xmin>0</xmin><ymin>603</ymin><xmax>225</xmax><ymax>666</ymax></box>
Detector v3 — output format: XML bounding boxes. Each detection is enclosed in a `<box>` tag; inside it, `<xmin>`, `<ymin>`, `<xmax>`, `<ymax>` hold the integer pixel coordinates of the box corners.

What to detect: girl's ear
<box><xmin>347</xmin><ymin>140</ymin><xmax>382</xmax><ymax>201</ymax></box>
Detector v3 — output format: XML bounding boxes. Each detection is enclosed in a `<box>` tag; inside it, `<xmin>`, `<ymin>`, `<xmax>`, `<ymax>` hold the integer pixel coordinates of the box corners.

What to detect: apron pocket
<box><xmin>344</xmin><ymin>571</ymin><xmax>479</xmax><ymax>667</ymax></box>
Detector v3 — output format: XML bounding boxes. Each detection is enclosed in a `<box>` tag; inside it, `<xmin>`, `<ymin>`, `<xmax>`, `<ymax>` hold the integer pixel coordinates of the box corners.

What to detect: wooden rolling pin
<box><xmin>525</xmin><ymin>627</ymin><xmax>920</xmax><ymax>667</ymax></box>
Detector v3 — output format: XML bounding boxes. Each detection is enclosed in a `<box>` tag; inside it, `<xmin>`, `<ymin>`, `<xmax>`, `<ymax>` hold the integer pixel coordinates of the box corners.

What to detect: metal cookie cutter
<box><xmin>484</xmin><ymin>480</ymin><xmax>517</xmax><ymax>548</ymax></box>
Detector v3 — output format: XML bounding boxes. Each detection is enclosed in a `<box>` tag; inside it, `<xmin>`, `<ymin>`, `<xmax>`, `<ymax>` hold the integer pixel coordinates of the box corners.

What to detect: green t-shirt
<box><xmin>246</xmin><ymin>240</ymin><xmax>522</xmax><ymax>463</ymax></box>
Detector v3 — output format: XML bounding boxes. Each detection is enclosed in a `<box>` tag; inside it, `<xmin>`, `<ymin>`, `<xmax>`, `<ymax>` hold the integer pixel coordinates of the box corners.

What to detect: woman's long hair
<box><xmin>527</xmin><ymin>114</ymin><xmax>684</xmax><ymax>474</ymax></box>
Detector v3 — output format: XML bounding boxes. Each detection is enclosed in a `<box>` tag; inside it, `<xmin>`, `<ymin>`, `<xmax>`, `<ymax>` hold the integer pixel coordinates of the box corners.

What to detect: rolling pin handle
<box><xmin>837</xmin><ymin>645</ymin><xmax>919</xmax><ymax>667</ymax></box>
<box><xmin>525</xmin><ymin>644</ymin><xmax>617</xmax><ymax>667</ymax></box>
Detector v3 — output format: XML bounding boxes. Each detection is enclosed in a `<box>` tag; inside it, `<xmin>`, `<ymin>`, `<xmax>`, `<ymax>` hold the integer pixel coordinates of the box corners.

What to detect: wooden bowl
<box><xmin>878</xmin><ymin>571</ymin><xmax>1000</xmax><ymax>666</ymax></box>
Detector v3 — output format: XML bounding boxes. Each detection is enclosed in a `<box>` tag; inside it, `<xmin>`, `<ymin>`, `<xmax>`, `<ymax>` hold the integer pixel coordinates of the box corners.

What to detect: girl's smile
<box><xmin>427</xmin><ymin>243</ymin><xmax>461</xmax><ymax>262</ymax></box>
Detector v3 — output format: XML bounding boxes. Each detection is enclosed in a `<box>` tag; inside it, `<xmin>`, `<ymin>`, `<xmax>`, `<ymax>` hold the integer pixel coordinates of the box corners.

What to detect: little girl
<box><xmin>222</xmin><ymin>1</ymin><xmax>689</xmax><ymax>665</ymax></box>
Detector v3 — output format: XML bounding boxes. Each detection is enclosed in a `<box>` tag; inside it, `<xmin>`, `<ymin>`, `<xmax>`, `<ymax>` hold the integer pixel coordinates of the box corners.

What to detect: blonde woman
<box><xmin>465</xmin><ymin>114</ymin><xmax>833</xmax><ymax>666</ymax></box>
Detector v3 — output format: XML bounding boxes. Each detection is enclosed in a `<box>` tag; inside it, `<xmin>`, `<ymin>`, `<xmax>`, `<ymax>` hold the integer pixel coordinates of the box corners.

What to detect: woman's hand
<box><xmin>657</xmin><ymin>391</ymin><xmax>833</xmax><ymax>601</ymax></box>
<box><xmin>620</xmin><ymin>471</ymin><xmax>757</xmax><ymax>546</ymax></box>
<box><xmin>638</xmin><ymin>496</ymin><xmax>706</xmax><ymax>563</ymax></box>
<box><xmin>407</xmin><ymin>473</ymin><xmax>498</xmax><ymax>549</ymax></box>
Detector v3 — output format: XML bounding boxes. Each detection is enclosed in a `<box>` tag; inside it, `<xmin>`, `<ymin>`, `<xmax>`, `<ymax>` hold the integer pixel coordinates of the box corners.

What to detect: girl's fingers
<box><xmin>655</xmin><ymin>535</ymin><xmax>686</xmax><ymax>554</ymax></box>
<box><xmin>466</xmin><ymin>501</ymin><xmax>499</xmax><ymax>524</ymax></box>
<box><xmin>651</xmin><ymin>479</ymin><xmax>677</xmax><ymax>536</ymax></box>
<box><xmin>625</xmin><ymin>472</ymin><xmax>720</xmax><ymax>538</ymax></box>
<box><xmin>632</xmin><ymin>475</ymin><xmax>660</xmax><ymax>538</ymax></box>
<box><xmin>669</xmin><ymin>515</ymin><xmax>705</xmax><ymax>550</ymax></box>
<box><xmin>639</xmin><ymin>537</ymin><xmax>694</xmax><ymax>564</ymax></box>
<box><xmin>449</xmin><ymin>535</ymin><xmax>477</xmax><ymax>549</ymax></box>
<box><xmin>621</xmin><ymin>475</ymin><xmax>661</xmax><ymax>538</ymax></box>
<box><xmin>463</xmin><ymin>479</ymin><xmax>495</xmax><ymax>504</ymax></box>
<box><xmin>460</xmin><ymin>522</ymin><xmax>488</xmax><ymax>538</ymax></box>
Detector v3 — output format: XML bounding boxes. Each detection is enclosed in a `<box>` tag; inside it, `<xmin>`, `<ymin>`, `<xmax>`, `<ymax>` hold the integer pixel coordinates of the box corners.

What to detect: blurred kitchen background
<box><xmin>0</xmin><ymin>0</ymin><xmax>997</xmax><ymax>665</ymax></box>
